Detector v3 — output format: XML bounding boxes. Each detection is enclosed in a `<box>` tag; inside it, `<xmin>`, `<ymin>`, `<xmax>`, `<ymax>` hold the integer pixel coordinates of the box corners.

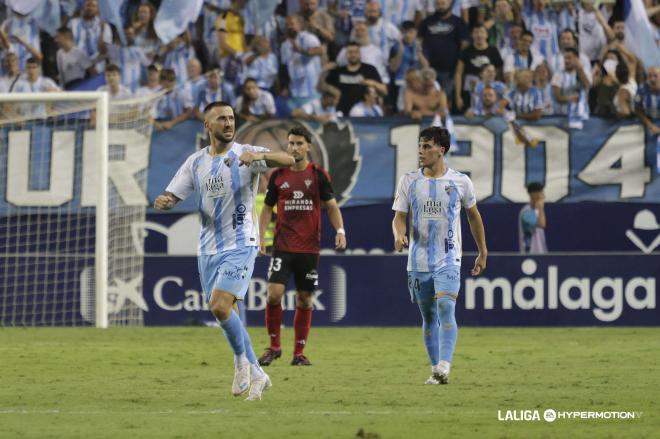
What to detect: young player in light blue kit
<box><xmin>392</xmin><ymin>127</ymin><xmax>488</xmax><ymax>385</ymax></box>
<box><xmin>154</xmin><ymin>101</ymin><xmax>294</xmax><ymax>400</ymax></box>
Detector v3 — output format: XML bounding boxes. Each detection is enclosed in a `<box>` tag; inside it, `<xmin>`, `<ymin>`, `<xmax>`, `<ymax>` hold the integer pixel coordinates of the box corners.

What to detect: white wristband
<box><xmin>336</xmin><ymin>228</ymin><xmax>346</xmax><ymax>235</ymax></box>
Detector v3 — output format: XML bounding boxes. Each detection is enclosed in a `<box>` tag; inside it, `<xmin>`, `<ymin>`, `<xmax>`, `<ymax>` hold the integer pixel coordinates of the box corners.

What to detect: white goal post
<box><xmin>0</xmin><ymin>91</ymin><xmax>157</xmax><ymax>328</ymax></box>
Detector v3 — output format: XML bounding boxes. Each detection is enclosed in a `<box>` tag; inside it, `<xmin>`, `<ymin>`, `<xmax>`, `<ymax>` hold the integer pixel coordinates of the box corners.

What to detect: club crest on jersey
<box><xmin>205</xmin><ymin>176</ymin><xmax>226</xmax><ymax>198</ymax></box>
<box><xmin>444</xmin><ymin>185</ymin><xmax>453</xmax><ymax>195</ymax></box>
<box><xmin>280</xmin><ymin>181</ymin><xmax>290</xmax><ymax>189</ymax></box>
<box><xmin>304</xmin><ymin>179</ymin><xmax>312</xmax><ymax>188</ymax></box>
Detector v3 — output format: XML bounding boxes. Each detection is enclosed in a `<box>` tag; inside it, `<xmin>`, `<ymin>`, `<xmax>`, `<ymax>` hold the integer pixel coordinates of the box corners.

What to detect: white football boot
<box><xmin>232</xmin><ymin>361</ymin><xmax>251</xmax><ymax>396</ymax></box>
<box><xmin>245</xmin><ymin>373</ymin><xmax>272</xmax><ymax>401</ymax></box>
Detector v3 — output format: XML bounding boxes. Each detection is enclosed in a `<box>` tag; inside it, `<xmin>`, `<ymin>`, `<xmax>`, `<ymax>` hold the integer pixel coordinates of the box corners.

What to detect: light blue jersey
<box><xmin>280</xmin><ymin>31</ymin><xmax>322</xmax><ymax>99</ymax></box>
<box><xmin>166</xmin><ymin>143</ymin><xmax>269</xmax><ymax>255</ymax></box>
<box><xmin>393</xmin><ymin>168</ymin><xmax>476</xmax><ymax>272</ymax></box>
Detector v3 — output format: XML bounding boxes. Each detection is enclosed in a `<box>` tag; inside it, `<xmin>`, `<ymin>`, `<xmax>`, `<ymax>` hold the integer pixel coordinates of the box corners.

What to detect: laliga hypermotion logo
<box><xmin>233</xmin><ymin>119</ymin><xmax>361</xmax><ymax>206</ymax></box>
<box><xmin>626</xmin><ymin>209</ymin><xmax>660</xmax><ymax>254</ymax></box>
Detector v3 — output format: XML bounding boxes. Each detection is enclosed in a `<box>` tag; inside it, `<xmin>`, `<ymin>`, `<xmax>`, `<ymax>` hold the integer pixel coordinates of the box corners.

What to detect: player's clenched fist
<box><xmin>153</xmin><ymin>193</ymin><xmax>177</xmax><ymax>210</ymax></box>
<box><xmin>394</xmin><ymin>234</ymin><xmax>408</xmax><ymax>252</ymax></box>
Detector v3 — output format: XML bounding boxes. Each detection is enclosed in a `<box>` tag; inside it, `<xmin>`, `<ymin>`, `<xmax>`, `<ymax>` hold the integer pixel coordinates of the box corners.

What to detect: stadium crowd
<box><xmin>0</xmin><ymin>0</ymin><xmax>659</xmax><ymax>131</ymax></box>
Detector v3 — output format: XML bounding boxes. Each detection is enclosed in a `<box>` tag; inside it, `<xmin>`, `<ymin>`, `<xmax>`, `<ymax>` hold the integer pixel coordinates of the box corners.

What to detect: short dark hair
<box><xmin>26</xmin><ymin>57</ymin><xmax>39</xmax><ymax>65</ymax></box>
<box><xmin>527</xmin><ymin>182</ymin><xmax>544</xmax><ymax>193</ymax></box>
<box><xmin>288</xmin><ymin>125</ymin><xmax>313</xmax><ymax>144</ymax></box>
<box><xmin>563</xmin><ymin>47</ymin><xmax>579</xmax><ymax>57</ymax></box>
<box><xmin>57</xmin><ymin>27</ymin><xmax>73</xmax><ymax>38</ymax></box>
<box><xmin>159</xmin><ymin>68</ymin><xmax>176</xmax><ymax>82</ymax></box>
<box><xmin>243</xmin><ymin>77</ymin><xmax>258</xmax><ymax>86</ymax></box>
<box><xmin>105</xmin><ymin>64</ymin><xmax>120</xmax><ymax>74</ymax></box>
<box><xmin>401</xmin><ymin>20</ymin><xmax>416</xmax><ymax>31</ymax></box>
<box><xmin>203</xmin><ymin>101</ymin><xmax>235</xmax><ymax>116</ymax></box>
<box><xmin>346</xmin><ymin>41</ymin><xmax>361</xmax><ymax>49</ymax></box>
<box><xmin>419</xmin><ymin>126</ymin><xmax>451</xmax><ymax>153</ymax></box>
<box><xmin>521</xmin><ymin>30</ymin><xmax>534</xmax><ymax>40</ymax></box>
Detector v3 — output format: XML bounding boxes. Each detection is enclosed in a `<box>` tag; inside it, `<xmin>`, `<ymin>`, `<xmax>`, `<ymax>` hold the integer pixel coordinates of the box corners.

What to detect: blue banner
<box><xmin>2</xmin><ymin>118</ymin><xmax>659</xmax><ymax>212</ymax></box>
<box><xmin>139</xmin><ymin>255</ymin><xmax>659</xmax><ymax>326</ymax></box>
<box><xmin>147</xmin><ymin>117</ymin><xmax>660</xmax><ymax>210</ymax></box>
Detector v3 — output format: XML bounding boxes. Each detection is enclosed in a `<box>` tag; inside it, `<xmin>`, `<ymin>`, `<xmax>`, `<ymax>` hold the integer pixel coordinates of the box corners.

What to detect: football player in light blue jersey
<box><xmin>392</xmin><ymin>126</ymin><xmax>487</xmax><ymax>385</ymax></box>
<box><xmin>154</xmin><ymin>101</ymin><xmax>294</xmax><ymax>401</ymax></box>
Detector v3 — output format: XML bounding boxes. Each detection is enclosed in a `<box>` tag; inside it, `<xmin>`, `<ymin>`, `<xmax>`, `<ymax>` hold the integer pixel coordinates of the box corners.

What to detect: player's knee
<box><xmin>296</xmin><ymin>291</ymin><xmax>313</xmax><ymax>309</ymax></box>
<box><xmin>210</xmin><ymin>302</ymin><xmax>231</xmax><ymax>320</ymax></box>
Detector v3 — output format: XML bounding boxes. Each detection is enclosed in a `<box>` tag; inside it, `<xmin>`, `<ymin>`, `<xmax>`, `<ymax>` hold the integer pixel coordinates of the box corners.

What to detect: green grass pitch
<box><xmin>1</xmin><ymin>327</ymin><xmax>658</xmax><ymax>438</ymax></box>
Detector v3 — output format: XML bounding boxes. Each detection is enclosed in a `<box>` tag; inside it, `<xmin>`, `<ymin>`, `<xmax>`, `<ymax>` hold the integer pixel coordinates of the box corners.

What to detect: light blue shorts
<box><xmin>407</xmin><ymin>265</ymin><xmax>461</xmax><ymax>303</ymax></box>
<box><xmin>198</xmin><ymin>246</ymin><xmax>258</xmax><ymax>302</ymax></box>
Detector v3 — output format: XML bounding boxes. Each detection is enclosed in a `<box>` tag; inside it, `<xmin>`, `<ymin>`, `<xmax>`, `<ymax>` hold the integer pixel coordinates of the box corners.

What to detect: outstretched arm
<box><xmin>466</xmin><ymin>205</ymin><xmax>487</xmax><ymax>275</ymax></box>
<box><xmin>239</xmin><ymin>150</ymin><xmax>295</xmax><ymax>167</ymax></box>
<box><xmin>392</xmin><ymin>211</ymin><xmax>409</xmax><ymax>252</ymax></box>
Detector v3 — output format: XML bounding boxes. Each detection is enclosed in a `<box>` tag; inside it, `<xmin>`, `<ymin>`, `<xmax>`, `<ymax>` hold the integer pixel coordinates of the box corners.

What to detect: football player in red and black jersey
<box><xmin>258</xmin><ymin>125</ymin><xmax>347</xmax><ymax>366</ymax></box>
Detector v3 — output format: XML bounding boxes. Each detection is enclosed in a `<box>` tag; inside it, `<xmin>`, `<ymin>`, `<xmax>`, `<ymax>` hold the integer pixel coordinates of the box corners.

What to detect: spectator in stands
<box><xmin>533</xmin><ymin>62</ymin><xmax>554</xmax><ymax>115</ymax></box>
<box><xmin>519</xmin><ymin>182</ymin><xmax>547</xmax><ymax>254</ymax></box>
<box><xmin>577</xmin><ymin>0</ymin><xmax>608</xmax><ymax>63</ymax></box>
<box><xmin>588</xmin><ymin>59</ymin><xmax>618</xmax><ymax>118</ymax></box>
<box><xmin>320</xmin><ymin>41</ymin><xmax>386</xmax><ymax>115</ymax></box>
<box><xmin>503</xmin><ymin>30</ymin><xmax>544</xmax><ymax>84</ymax></box>
<box><xmin>200</xmin><ymin>1</ymin><xmax>224</xmax><ymax>67</ymax></box>
<box><xmin>0</xmin><ymin>8</ymin><xmax>42</xmax><ymax>72</ymax></box>
<box><xmin>364</xmin><ymin>0</ymin><xmax>401</xmax><ymax>72</ymax></box>
<box><xmin>55</xmin><ymin>27</ymin><xmax>95</xmax><ymax>89</ymax></box>
<box><xmin>328</xmin><ymin>0</ymin><xmax>366</xmax><ymax>48</ymax></box>
<box><xmin>485</xmin><ymin>0</ymin><xmax>517</xmax><ymax>55</ymax></box>
<box><xmin>280</xmin><ymin>14</ymin><xmax>323</xmax><ymax>106</ymax></box>
<box><xmin>551</xmin><ymin>47</ymin><xmax>590</xmax><ymax>129</ymax></box>
<box><xmin>107</xmin><ymin>26</ymin><xmax>149</xmax><ymax>94</ymax></box>
<box><xmin>292</xmin><ymin>89</ymin><xmax>343</xmax><ymax>123</ymax></box>
<box><xmin>68</xmin><ymin>0</ymin><xmax>112</xmax><ymax>72</ymax></box>
<box><xmin>184</xmin><ymin>58</ymin><xmax>207</xmax><ymax>110</ymax></box>
<box><xmin>24</xmin><ymin>57</ymin><xmax>59</xmax><ymax>92</ymax></box>
<box><xmin>454</xmin><ymin>24</ymin><xmax>503</xmax><ymax>112</ymax></box>
<box><xmin>388</xmin><ymin>20</ymin><xmax>429</xmax><ymax>108</ymax></box>
<box><xmin>635</xmin><ymin>66</ymin><xmax>660</xmax><ymax>134</ymax></box>
<box><xmin>419</xmin><ymin>0</ymin><xmax>469</xmax><ymax>102</ymax></box>
<box><xmin>136</xmin><ymin>63</ymin><xmax>162</xmax><ymax>98</ymax></box>
<box><xmin>380</xmin><ymin>0</ymin><xmax>424</xmax><ymax>27</ymax></box>
<box><xmin>505</xmin><ymin>69</ymin><xmax>543</xmax><ymax>121</ymax></box>
<box><xmin>0</xmin><ymin>52</ymin><xmax>28</xmax><ymax>92</ymax></box>
<box><xmin>97</xmin><ymin>64</ymin><xmax>132</xmax><ymax>100</ymax></box>
<box><xmin>215</xmin><ymin>0</ymin><xmax>247</xmax><ymax>72</ymax></box>
<box><xmin>465</xmin><ymin>85</ymin><xmax>505</xmax><ymax>118</ymax></box>
<box><xmin>160</xmin><ymin>32</ymin><xmax>196</xmax><ymax>86</ymax></box>
<box><xmin>614</xmin><ymin>61</ymin><xmax>637</xmax><ymax>119</ymax></box>
<box><xmin>153</xmin><ymin>68</ymin><xmax>192</xmax><ymax>131</ymax></box>
<box><xmin>349</xmin><ymin>84</ymin><xmax>384</xmax><ymax>116</ymax></box>
<box><xmin>195</xmin><ymin>70</ymin><xmax>227</xmax><ymax>120</ymax></box>
<box><xmin>299</xmin><ymin>0</ymin><xmax>336</xmax><ymax>57</ymax></box>
<box><xmin>522</xmin><ymin>0</ymin><xmax>559</xmax><ymax>60</ymax></box>
<box><xmin>235</xmin><ymin>77</ymin><xmax>277</xmax><ymax>122</ymax></box>
<box><xmin>131</xmin><ymin>3</ymin><xmax>159</xmax><ymax>62</ymax></box>
<box><xmin>403</xmin><ymin>68</ymin><xmax>448</xmax><ymax>119</ymax></box>
<box><xmin>548</xmin><ymin>29</ymin><xmax>592</xmax><ymax>81</ymax></box>
<box><xmin>336</xmin><ymin>20</ymin><xmax>388</xmax><ymax>85</ymax></box>
<box><xmin>471</xmin><ymin>64</ymin><xmax>508</xmax><ymax>113</ymax></box>
<box><xmin>498</xmin><ymin>22</ymin><xmax>523</xmax><ymax>61</ymax></box>
<box><xmin>242</xmin><ymin>36</ymin><xmax>279</xmax><ymax>92</ymax></box>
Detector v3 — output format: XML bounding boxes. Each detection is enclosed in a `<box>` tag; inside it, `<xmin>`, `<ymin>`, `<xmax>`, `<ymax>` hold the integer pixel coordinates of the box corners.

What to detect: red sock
<box><xmin>265</xmin><ymin>303</ymin><xmax>282</xmax><ymax>351</ymax></box>
<box><xmin>293</xmin><ymin>307</ymin><xmax>312</xmax><ymax>357</ymax></box>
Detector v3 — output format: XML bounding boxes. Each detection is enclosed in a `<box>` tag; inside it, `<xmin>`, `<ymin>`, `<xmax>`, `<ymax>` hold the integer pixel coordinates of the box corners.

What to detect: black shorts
<box><xmin>267</xmin><ymin>251</ymin><xmax>319</xmax><ymax>291</ymax></box>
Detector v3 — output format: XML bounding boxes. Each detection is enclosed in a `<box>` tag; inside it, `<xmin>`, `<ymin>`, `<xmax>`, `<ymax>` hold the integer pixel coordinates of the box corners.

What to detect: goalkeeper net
<box><xmin>0</xmin><ymin>92</ymin><xmax>160</xmax><ymax>327</ymax></box>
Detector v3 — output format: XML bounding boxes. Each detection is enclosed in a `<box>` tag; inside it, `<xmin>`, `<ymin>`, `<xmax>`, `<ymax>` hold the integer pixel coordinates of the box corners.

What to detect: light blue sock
<box><xmin>417</xmin><ymin>299</ymin><xmax>440</xmax><ymax>365</ymax></box>
<box><xmin>219</xmin><ymin>312</ymin><xmax>245</xmax><ymax>356</ymax></box>
<box><xmin>437</xmin><ymin>297</ymin><xmax>458</xmax><ymax>363</ymax></box>
<box><xmin>240</xmin><ymin>320</ymin><xmax>257</xmax><ymax>364</ymax></box>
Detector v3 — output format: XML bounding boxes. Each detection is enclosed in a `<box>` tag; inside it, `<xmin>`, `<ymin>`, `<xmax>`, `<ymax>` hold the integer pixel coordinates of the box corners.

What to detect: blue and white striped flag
<box><xmin>623</xmin><ymin>0</ymin><xmax>660</xmax><ymax>69</ymax></box>
<box><xmin>251</xmin><ymin>0</ymin><xmax>279</xmax><ymax>29</ymax></box>
<box><xmin>154</xmin><ymin>0</ymin><xmax>204</xmax><ymax>44</ymax></box>
<box><xmin>99</xmin><ymin>0</ymin><xmax>127</xmax><ymax>45</ymax></box>
<box><xmin>7</xmin><ymin>0</ymin><xmax>61</xmax><ymax>36</ymax></box>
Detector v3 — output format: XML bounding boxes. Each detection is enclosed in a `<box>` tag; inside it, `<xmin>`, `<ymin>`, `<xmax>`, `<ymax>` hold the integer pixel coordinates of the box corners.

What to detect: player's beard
<box><xmin>214</xmin><ymin>128</ymin><xmax>234</xmax><ymax>143</ymax></box>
